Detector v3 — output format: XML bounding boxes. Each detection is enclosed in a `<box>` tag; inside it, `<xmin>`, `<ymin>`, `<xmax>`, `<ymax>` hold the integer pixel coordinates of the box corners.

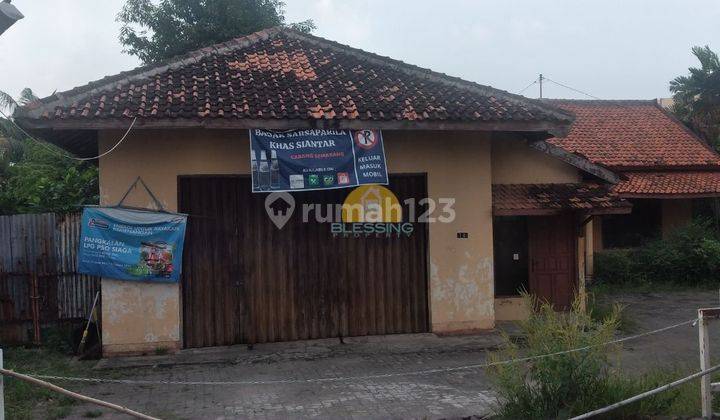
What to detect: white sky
<box><xmin>1</xmin><ymin>0</ymin><xmax>719</xmax><ymax>101</ymax></box>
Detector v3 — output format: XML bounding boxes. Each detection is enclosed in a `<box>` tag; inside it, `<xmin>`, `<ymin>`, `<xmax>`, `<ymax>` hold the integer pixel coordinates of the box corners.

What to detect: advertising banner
<box><xmin>249</xmin><ymin>129</ymin><xmax>388</xmax><ymax>192</ymax></box>
<box><xmin>78</xmin><ymin>207</ymin><xmax>187</xmax><ymax>283</ymax></box>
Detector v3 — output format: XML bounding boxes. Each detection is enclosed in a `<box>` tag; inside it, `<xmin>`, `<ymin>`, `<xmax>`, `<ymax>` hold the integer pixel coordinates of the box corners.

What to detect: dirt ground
<box><xmin>47</xmin><ymin>288</ymin><xmax>720</xmax><ymax>419</ymax></box>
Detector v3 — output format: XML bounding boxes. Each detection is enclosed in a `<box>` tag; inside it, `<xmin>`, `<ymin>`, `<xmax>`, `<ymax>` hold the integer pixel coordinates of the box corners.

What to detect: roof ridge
<box><xmin>23</xmin><ymin>27</ymin><xmax>284</xmax><ymax>117</ymax></box>
<box><xmin>23</xmin><ymin>26</ymin><xmax>573</xmax><ymax>123</ymax></box>
<box><xmin>280</xmin><ymin>30</ymin><xmax>573</xmax><ymax>122</ymax></box>
<box><xmin>543</xmin><ymin>98</ymin><xmax>657</xmax><ymax>105</ymax></box>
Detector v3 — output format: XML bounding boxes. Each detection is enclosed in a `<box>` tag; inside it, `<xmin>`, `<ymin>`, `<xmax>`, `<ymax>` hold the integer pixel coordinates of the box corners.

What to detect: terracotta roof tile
<box><xmin>545</xmin><ymin>100</ymin><xmax>720</xmax><ymax>170</ymax></box>
<box><xmin>20</xmin><ymin>28</ymin><xmax>572</xmax><ymax>128</ymax></box>
<box><xmin>613</xmin><ymin>171</ymin><xmax>720</xmax><ymax>196</ymax></box>
<box><xmin>492</xmin><ymin>183</ymin><xmax>631</xmax><ymax>215</ymax></box>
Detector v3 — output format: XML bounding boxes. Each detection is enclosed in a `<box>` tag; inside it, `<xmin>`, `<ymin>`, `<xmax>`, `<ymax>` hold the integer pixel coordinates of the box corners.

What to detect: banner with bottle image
<box><xmin>249</xmin><ymin>129</ymin><xmax>388</xmax><ymax>192</ymax></box>
<box><xmin>77</xmin><ymin>207</ymin><xmax>187</xmax><ymax>283</ymax></box>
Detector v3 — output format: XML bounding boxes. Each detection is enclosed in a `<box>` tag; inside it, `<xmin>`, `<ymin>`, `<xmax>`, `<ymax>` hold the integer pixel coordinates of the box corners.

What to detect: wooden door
<box><xmin>178</xmin><ymin>177</ymin><xmax>245</xmax><ymax>348</ymax></box>
<box><xmin>179</xmin><ymin>175</ymin><xmax>429</xmax><ymax>348</ymax></box>
<box><xmin>528</xmin><ymin>215</ymin><xmax>576</xmax><ymax>309</ymax></box>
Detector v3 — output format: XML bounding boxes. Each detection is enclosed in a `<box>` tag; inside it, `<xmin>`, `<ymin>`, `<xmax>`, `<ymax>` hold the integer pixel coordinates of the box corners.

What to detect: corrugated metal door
<box><xmin>179</xmin><ymin>175</ymin><xmax>429</xmax><ymax>348</ymax></box>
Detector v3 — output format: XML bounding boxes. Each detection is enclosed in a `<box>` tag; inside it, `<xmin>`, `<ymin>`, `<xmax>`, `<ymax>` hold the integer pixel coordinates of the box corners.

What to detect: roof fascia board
<box><xmin>619</xmin><ymin>192</ymin><xmax>720</xmax><ymax>199</ymax></box>
<box><xmin>529</xmin><ymin>140</ymin><xmax>620</xmax><ymax>184</ymax></box>
<box><xmin>17</xmin><ymin>117</ymin><xmax>569</xmax><ymax>133</ymax></box>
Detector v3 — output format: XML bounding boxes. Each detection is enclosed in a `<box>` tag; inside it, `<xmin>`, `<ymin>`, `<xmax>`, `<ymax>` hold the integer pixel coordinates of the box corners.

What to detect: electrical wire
<box><xmin>517</xmin><ymin>80</ymin><xmax>538</xmax><ymax>95</ymax></box>
<box><xmin>543</xmin><ymin>77</ymin><xmax>604</xmax><ymax>100</ymax></box>
<box><xmin>0</xmin><ymin>107</ymin><xmax>137</xmax><ymax>161</ymax></box>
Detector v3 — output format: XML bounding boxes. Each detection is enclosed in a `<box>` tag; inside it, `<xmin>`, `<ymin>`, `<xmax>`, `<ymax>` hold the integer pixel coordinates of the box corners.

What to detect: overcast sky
<box><xmin>1</xmin><ymin>0</ymin><xmax>719</xmax><ymax>101</ymax></box>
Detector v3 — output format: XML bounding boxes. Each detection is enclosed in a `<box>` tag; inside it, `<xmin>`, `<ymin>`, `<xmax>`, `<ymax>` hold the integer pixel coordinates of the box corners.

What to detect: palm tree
<box><xmin>670</xmin><ymin>46</ymin><xmax>720</xmax><ymax>146</ymax></box>
<box><xmin>0</xmin><ymin>87</ymin><xmax>39</xmax><ymax>115</ymax></box>
<box><xmin>0</xmin><ymin>87</ymin><xmax>39</xmax><ymax>161</ymax></box>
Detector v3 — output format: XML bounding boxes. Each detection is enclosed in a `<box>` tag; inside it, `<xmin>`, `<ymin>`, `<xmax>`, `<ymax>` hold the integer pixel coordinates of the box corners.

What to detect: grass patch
<box><xmin>610</xmin><ymin>365</ymin><xmax>720</xmax><ymax>417</ymax></box>
<box><xmin>3</xmin><ymin>347</ymin><xmax>98</xmax><ymax>419</ymax></box>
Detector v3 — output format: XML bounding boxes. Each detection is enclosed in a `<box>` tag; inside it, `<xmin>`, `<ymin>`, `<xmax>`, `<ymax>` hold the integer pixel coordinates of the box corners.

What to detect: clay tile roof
<box><xmin>613</xmin><ymin>171</ymin><xmax>720</xmax><ymax>197</ymax></box>
<box><xmin>18</xmin><ymin>27</ymin><xmax>572</xmax><ymax>130</ymax></box>
<box><xmin>492</xmin><ymin>183</ymin><xmax>631</xmax><ymax>215</ymax></box>
<box><xmin>545</xmin><ymin>100</ymin><xmax>720</xmax><ymax>170</ymax></box>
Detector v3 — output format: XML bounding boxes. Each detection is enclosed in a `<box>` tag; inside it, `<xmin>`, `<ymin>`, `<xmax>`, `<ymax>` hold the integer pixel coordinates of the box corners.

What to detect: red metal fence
<box><xmin>0</xmin><ymin>212</ymin><xmax>99</xmax><ymax>343</ymax></box>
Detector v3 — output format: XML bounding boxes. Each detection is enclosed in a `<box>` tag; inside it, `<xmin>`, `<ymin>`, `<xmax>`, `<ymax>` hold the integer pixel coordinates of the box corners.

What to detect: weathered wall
<box><xmin>661</xmin><ymin>199</ymin><xmax>693</xmax><ymax>237</ymax></box>
<box><xmin>98</xmin><ymin>129</ymin><xmax>248</xmax><ymax>355</ymax></box>
<box><xmin>386</xmin><ymin>131</ymin><xmax>494</xmax><ymax>332</ymax></box>
<box><xmin>491</xmin><ymin>134</ymin><xmax>581</xmax><ymax>184</ymax></box>
<box><xmin>494</xmin><ymin>297</ymin><xmax>530</xmax><ymax>321</ymax></box>
<box><xmin>98</xmin><ymin>129</ymin><xmax>496</xmax><ymax>354</ymax></box>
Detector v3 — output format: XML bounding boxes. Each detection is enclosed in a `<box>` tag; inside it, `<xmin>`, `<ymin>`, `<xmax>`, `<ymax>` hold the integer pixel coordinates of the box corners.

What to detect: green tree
<box><xmin>670</xmin><ymin>46</ymin><xmax>720</xmax><ymax>147</ymax></box>
<box><xmin>0</xmin><ymin>90</ymin><xmax>99</xmax><ymax>215</ymax></box>
<box><xmin>0</xmin><ymin>139</ymin><xmax>99</xmax><ymax>215</ymax></box>
<box><xmin>117</xmin><ymin>0</ymin><xmax>315</xmax><ymax>64</ymax></box>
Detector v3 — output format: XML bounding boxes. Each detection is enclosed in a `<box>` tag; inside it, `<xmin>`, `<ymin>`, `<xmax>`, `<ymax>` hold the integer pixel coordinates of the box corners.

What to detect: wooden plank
<box><xmin>699</xmin><ymin>308</ymin><xmax>713</xmax><ymax>418</ymax></box>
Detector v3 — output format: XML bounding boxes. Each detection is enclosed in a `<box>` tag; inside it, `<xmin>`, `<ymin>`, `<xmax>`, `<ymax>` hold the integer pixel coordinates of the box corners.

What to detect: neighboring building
<box><xmin>545</xmin><ymin>99</ymin><xmax>720</xmax><ymax>279</ymax></box>
<box><xmin>657</xmin><ymin>97</ymin><xmax>675</xmax><ymax>110</ymax></box>
<box><xmin>17</xmin><ymin>28</ymin><xmax>630</xmax><ymax>356</ymax></box>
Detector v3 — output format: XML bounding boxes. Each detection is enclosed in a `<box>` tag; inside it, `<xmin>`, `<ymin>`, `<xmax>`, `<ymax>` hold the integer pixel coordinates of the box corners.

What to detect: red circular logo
<box><xmin>354</xmin><ymin>130</ymin><xmax>378</xmax><ymax>149</ymax></box>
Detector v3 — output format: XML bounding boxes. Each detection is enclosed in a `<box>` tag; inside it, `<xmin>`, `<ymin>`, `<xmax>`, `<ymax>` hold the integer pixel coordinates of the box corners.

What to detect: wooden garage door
<box><xmin>178</xmin><ymin>175</ymin><xmax>429</xmax><ymax>348</ymax></box>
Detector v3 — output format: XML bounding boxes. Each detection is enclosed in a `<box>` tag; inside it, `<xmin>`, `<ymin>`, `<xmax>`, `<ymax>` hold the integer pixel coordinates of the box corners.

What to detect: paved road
<box><xmin>601</xmin><ymin>288</ymin><xmax>720</xmax><ymax>372</ymax></box>
<box><xmin>58</xmin><ymin>289</ymin><xmax>720</xmax><ymax>419</ymax></box>
<box><xmin>63</xmin><ymin>334</ymin><xmax>502</xmax><ymax>419</ymax></box>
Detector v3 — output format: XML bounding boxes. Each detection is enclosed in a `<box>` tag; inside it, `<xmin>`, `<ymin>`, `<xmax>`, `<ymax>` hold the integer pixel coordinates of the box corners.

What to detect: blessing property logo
<box><xmin>264</xmin><ymin>185</ymin><xmax>456</xmax><ymax>238</ymax></box>
<box><xmin>331</xmin><ymin>185</ymin><xmax>412</xmax><ymax>238</ymax></box>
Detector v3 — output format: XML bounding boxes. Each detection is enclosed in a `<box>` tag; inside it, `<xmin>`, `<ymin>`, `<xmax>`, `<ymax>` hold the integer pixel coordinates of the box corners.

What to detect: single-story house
<box><xmin>16</xmin><ymin>28</ymin><xmax>631</xmax><ymax>356</ymax></box>
<box><xmin>544</xmin><ymin>100</ymin><xmax>720</xmax><ymax>279</ymax></box>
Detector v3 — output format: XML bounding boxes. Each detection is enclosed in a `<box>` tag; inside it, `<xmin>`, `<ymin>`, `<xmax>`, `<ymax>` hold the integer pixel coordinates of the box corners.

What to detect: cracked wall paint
<box><xmin>430</xmin><ymin>254</ymin><xmax>494</xmax><ymax>327</ymax></box>
<box><xmin>101</xmin><ymin>279</ymin><xmax>180</xmax><ymax>350</ymax></box>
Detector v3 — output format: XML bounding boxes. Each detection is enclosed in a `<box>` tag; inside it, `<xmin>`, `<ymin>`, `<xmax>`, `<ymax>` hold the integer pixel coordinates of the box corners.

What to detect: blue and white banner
<box><xmin>249</xmin><ymin>129</ymin><xmax>388</xmax><ymax>192</ymax></box>
<box><xmin>78</xmin><ymin>207</ymin><xmax>187</xmax><ymax>283</ymax></box>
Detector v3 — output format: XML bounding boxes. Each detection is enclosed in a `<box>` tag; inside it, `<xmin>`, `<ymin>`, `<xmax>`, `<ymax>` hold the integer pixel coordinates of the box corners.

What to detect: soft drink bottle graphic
<box><xmin>251</xmin><ymin>149</ymin><xmax>259</xmax><ymax>190</ymax></box>
<box><xmin>259</xmin><ymin>150</ymin><xmax>271</xmax><ymax>190</ymax></box>
<box><xmin>270</xmin><ymin>150</ymin><xmax>280</xmax><ymax>189</ymax></box>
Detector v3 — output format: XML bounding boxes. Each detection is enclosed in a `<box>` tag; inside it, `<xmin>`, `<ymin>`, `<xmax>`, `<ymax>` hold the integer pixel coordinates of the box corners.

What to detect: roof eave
<box><xmin>529</xmin><ymin>140</ymin><xmax>620</xmax><ymax>184</ymax></box>
<box><xmin>618</xmin><ymin>192</ymin><xmax>720</xmax><ymax>199</ymax></box>
<box><xmin>16</xmin><ymin>116</ymin><xmax>572</xmax><ymax>133</ymax></box>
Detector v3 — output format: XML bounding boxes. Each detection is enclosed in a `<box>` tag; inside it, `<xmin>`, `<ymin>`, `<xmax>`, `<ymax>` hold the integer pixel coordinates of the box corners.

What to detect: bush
<box><xmin>488</xmin><ymin>294</ymin><xmax>713</xmax><ymax>418</ymax></box>
<box><xmin>594</xmin><ymin>248</ymin><xmax>640</xmax><ymax>285</ymax></box>
<box><xmin>594</xmin><ymin>219</ymin><xmax>720</xmax><ymax>287</ymax></box>
<box><xmin>488</xmin><ymin>294</ymin><xmax>622</xmax><ymax>419</ymax></box>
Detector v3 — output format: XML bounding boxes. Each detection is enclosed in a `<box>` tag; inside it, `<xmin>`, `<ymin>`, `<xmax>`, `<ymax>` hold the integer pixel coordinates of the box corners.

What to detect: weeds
<box><xmin>488</xmin><ymin>293</ymin><xmax>714</xmax><ymax>418</ymax></box>
<box><xmin>488</xmin><ymin>293</ymin><xmax>621</xmax><ymax>419</ymax></box>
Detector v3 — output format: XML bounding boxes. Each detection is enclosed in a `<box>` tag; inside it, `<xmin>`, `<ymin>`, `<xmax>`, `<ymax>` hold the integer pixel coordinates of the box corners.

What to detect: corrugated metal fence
<box><xmin>0</xmin><ymin>212</ymin><xmax>99</xmax><ymax>342</ymax></box>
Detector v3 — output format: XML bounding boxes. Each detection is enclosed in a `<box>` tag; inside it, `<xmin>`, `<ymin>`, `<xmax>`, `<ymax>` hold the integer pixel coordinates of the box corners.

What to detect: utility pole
<box><xmin>539</xmin><ymin>73</ymin><xmax>544</xmax><ymax>99</ymax></box>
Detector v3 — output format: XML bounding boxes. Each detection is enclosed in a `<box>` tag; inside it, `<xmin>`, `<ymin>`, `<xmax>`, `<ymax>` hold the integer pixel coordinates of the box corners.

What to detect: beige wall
<box><xmin>99</xmin><ymin>129</ymin><xmax>248</xmax><ymax>355</ymax></box>
<box><xmin>98</xmin><ymin>129</ymin><xmax>498</xmax><ymax>354</ymax></box>
<box><xmin>662</xmin><ymin>199</ymin><xmax>693</xmax><ymax>237</ymax></box>
<box><xmin>494</xmin><ymin>297</ymin><xmax>530</xmax><ymax>321</ymax></box>
<box><xmin>491</xmin><ymin>134</ymin><xmax>582</xmax><ymax>184</ymax></box>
